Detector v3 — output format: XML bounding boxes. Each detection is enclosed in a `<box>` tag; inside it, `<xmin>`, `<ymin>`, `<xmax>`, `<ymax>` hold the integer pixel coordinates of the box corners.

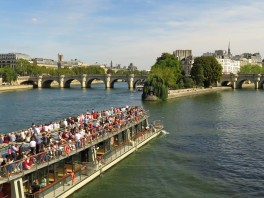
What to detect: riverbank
<box><xmin>0</xmin><ymin>85</ymin><xmax>33</xmax><ymax>92</ymax></box>
<box><xmin>168</xmin><ymin>87</ymin><xmax>231</xmax><ymax>99</ymax></box>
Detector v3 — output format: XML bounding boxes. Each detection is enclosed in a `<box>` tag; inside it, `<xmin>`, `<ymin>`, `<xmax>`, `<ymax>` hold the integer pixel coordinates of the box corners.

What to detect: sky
<box><xmin>0</xmin><ymin>0</ymin><xmax>263</xmax><ymax>70</ymax></box>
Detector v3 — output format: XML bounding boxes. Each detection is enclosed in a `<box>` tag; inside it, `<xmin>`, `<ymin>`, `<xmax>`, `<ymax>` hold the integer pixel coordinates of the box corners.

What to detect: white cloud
<box><xmin>31</xmin><ymin>17</ymin><xmax>38</xmax><ymax>23</ymax></box>
<box><xmin>1</xmin><ymin>0</ymin><xmax>264</xmax><ymax>70</ymax></box>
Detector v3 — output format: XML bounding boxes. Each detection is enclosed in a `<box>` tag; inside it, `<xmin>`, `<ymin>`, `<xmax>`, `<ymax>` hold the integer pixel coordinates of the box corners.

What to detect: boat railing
<box><xmin>0</xmin><ymin>106</ymin><xmax>147</xmax><ymax>140</ymax></box>
<box><xmin>24</xmin><ymin>126</ymin><xmax>158</xmax><ymax>198</ymax></box>
<box><xmin>29</xmin><ymin>165</ymin><xmax>85</xmax><ymax>198</ymax></box>
<box><xmin>0</xmin><ymin>112</ymin><xmax>149</xmax><ymax>182</ymax></box>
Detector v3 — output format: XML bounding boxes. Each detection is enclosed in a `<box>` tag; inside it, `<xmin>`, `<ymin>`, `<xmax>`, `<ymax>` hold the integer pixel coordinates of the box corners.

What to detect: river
<box><xmin>0</xmin><ymin>83</ymin><xmax>263</xmax><ymax>198</ymax></box>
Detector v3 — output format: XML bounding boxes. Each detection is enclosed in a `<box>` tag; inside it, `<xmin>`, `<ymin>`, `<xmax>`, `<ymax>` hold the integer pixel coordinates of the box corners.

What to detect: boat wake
<box><xmin>161</xmin><ymin>130</ymin><xmax>169</xmax><ymax>135</ymax></box>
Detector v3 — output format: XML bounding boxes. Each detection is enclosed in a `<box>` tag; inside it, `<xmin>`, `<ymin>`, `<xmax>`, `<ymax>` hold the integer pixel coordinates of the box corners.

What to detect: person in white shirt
<box><xmin>75</xmin><ymin>133</ymin><xmax>81</xmax><ymax>148</ymax></box>
<box><xmin>29</xmin><ymin>138</ymin><xmax>36</xmax><ymax>155</ymax></box>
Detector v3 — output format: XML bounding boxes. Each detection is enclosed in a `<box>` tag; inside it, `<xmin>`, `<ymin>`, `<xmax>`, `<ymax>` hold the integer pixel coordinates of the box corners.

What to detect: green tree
<box><xmin>15</xmin><ymin>59</ymin><xmax>32</xmax><ymax>76</ymax></box>
<box><xmin>191</xmin><ymin>56</ymin><xmax>222</xmax><ymax>87</ymax></box>
<box><xmin>106</xmin><ymin>69</ymin><xmax>115</xmax><ymax>74</ymax></box>
<box><xmin>151</xmin><ymin>53</ymin><xmax>182</xmax><ymax>89</ymax></box>
<box><xmin>239</xmin><ymin>64</ymin><xmax>263</xmax><ymax>74</ymax></box>
<box><xmin>183</xmin><ymin>76</ymin><xmax>194</xmax><ymax>88</ymax></box>
<box><xmin>0</xmin><ymin>67</ymin><xmax>17</xmax><ymax>83</ymax></box>
<box><xmin>142</xmin><ymin>74</ymin><xmax>168</xmax><ymax>101</ymax></box>
<box><xmin>190</xmin><ymin>63</ymin><xmax>204</xmax><ymax>86</ymax></box>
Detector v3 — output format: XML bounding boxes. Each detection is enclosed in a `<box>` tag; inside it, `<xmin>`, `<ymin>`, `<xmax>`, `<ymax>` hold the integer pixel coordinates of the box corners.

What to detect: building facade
<box><xmin>216</xmin><ymin>58</ymin><xmax>240</xmax><ymax>74</ymax></box>
<box><xmin>173</xmin><ymin>50</ymin><xmax>194</xmax><ymax>75</ymax></box>
<box><xmin>33</xmin><ymin>58</ymin><xmax>58</xmax><ymax>68</ymax></box>
<box><xmin>0</xmin><ymin>53</ymin><xmax>32</xmax><ymax>69</ymax></box>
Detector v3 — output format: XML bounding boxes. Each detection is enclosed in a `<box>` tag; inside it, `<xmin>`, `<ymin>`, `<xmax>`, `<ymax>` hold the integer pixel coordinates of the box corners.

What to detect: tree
<box><xmin>190</xmin><ymin>63</ymin><xmax>204</xmax><ymax>86</ymax></box>
<box><xmin>106</xmin><ymin>69</ymin><xmax>115</xmax><ymax>74</ymax></box>
<box><xmin>15</xmin><ymin>59</ymin><xmax>32</xmax><ymax>76</ymax></box>
<box><xmin>142</xmin><ymin>74</ymin><xmax>168</xmax><ymax>101</ymax></box>
<box><xmin>0</xmin><ymin>67</ymin><xmax>17</xmax><ymax>83</ymax></box>
<box><xmin>150</xmin><ymin>53</ymin><xmax>182</xmax><ymax>89</ymax></box>
<box><xmin>183</xmin><ymin>76</ymin><xmax>194</xmax><ymax>88</ymax></box>
<box><xmin>239</xmin><ymin>64</ymin><xmax>263</xmax><ymax>74</ymax></box>
<box><xmin>191</xmin><ymin>56</ymin><xmax>222</xmax><ymax>87</ymax></box>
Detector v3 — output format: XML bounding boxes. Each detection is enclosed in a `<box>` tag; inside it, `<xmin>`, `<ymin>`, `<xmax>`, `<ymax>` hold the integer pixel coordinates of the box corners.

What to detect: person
<box><xmin>39</xmin><ymin>177</ymin><xmax>47</xmax><ymax>188</ymax></box>
<box><xmin>11</xmin><ymin>143</ymin><xmax>18</xmax><ymax>160</ymax></box>
<box><xmin>29</xmin><ymin>138</ymin><xmax>36</xmax><ymax>155</ymax></box>
<box><xmin>23</xmin><ymin>157</ymin><xmax>33</xmax><ymax>170</ymax></box>
<box><xmin>31</xmin><ymin>181</ymin><xmax>40</xmax><ymax>193</ymax></box>
<box><xmin>25</xmin><ymin>133</ymin><xmax>31</xmax><ymax>143</ymax></box>
<box><xmin>16</xmin><ymin>152</ymin><xmax>24</xmax><ymax>173</ymax></box>
<box><xmin>0</xmin><ymin>134</ymin><xmax>3</xmax><ymax>144</ymax></box>
<box><xmin>3</xmin><ymin>134</ymin><xmax>9</xmax><ymax>144</ymax></box>
<box><xmin>19</xmin><ymin>143</ymin><xmax>25</xmax><ymax>156</ymax></box>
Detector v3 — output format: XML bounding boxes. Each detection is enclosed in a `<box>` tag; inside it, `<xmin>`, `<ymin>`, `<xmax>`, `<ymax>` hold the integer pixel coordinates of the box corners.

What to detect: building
<box><xmin>173</xmin><ymin>50</ymin><xmax>192</xmax><ymax>61</ymax></box>
<box><xmin>127</xmin><ymin>63</ymin><xmax>137</xmax><ymax>71</ymax></box>
<box><xmin>0</xmin><ymin>53</ymin><xmax>32</xmax><ymax>69</ymax></box>
<box><xmin>234</xmin><ymin>52</ymin><xmax>263</xmax><ymax>67</ymax></box>
<box><xmin>217</xmin><ymin>58</ymin><xmax>240</xmax><ymax>74</ymax></box>
<box><xmin>33</xmin><ymin>58</ymin><xmax>58</xmax><ymax>68</ymax></box>
<box><xmin>173</xmin><ymin>50</ymin><xmax>194</xmax><ymax>76</ymax></box>
<box><xmin>57</xmin><ymin>53</ymin><xmax>88</xmax><ymax>68</ymax></box>
<box><xmin>203</xmin><ymin>43</ymin><xmax>241</xmax><ymax>74</ymax></box>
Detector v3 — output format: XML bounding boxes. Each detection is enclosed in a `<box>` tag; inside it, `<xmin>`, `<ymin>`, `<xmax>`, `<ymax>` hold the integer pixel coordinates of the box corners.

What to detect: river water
<box><xmin>0</xmin><ymin>83</ymin><xmax>263</xmax><ymax>198</ymax></box>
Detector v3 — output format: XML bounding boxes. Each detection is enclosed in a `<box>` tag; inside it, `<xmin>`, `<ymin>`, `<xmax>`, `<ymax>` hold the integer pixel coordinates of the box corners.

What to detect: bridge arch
<box><xmin>42</xmin><ymin>79</ymin><xmax>60</xmax><ymax>88</ymax></box>
<box><xmin>110</xmin><ymin>78</ymin><xmax>128</xmax><ymax>88</ymax></box>
<box><xmin>86</xmin><ymin>77</ymin><xmax>106</xmax><ymax>88</ymax></box>
<box><xmin>221</xmin><ymin>81</ymin><xmax>232</xmax><ymax>87</ymax></box>
<box><xmin>133</xmin><ymin>79</ymin><xmax>145</xmax><ymax>89</ymax></box>
<box><xmin>64</xmin><ymin>79</ymin><xmax>81</xmax><ymax>88</ymax></box>
<box><xmin>258</xmin><ymin>79</ymin><xmax>264</xmax><ymax>89</ymax></box>
<box><xmin>19</xmin><ymin>80</ymin><xmax>38</xmax><ymax>88</ymax></box>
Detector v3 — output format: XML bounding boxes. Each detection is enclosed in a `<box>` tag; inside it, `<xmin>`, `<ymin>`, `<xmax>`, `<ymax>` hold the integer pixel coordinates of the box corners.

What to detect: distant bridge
<box><xmin>17</xmin><ymin>74</ymin><xmax>147</xmax><ymax>89</ymax></box>
<box><xmin>221</xmin><ymin>73</ymin><xmax>264</xmax><ymax>89</ymax></box>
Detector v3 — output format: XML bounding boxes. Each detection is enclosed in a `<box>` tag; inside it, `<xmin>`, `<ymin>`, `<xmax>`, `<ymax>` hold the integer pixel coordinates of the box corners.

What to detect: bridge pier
<box><xmin>37</xmin><ymin>76</ymin><xmax>43</xmax><ymax>88</ymax></box>
<box><xmin>59</xmin><ymin>75</ymin><xmax>65</xmax><ymax>88</ymax></box>
<box><xmin>105</xmin><ymin>74</ymin><xmax>111</xmax><ymax>89</ymax></box>
<box><xmin>254</xmin><ymin>74</ymin><xmax>261</xmax><ymax>89</ymax></box>
<box><xmin>231</xmin><ymin>74</ymin><xmax>238</xmax><ymax>89</ymax></box>
<box><xmin>128</xmin><ymin>74</ymin><xmax>134</xmax><ymax>89</ymax></box>
<box><xmin>81</xmin><ymin>74</ymin><xmax>87</xmax><ymax>88</ymax></box>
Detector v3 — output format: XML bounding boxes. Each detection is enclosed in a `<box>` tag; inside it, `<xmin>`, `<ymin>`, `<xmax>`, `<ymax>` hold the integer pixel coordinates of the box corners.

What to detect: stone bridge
<box><xmin>17</xmin><ymin>74</ymin><xmax>147</xmax><ymax>89</ymax></box>
<box><xmin>220</xmin><ymin>73</ymin><xmax>264</xmax><ymax>89</ymax></box>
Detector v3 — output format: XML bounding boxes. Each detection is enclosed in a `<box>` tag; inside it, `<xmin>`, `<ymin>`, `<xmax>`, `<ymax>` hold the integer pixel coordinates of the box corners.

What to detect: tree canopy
<box><xmin>142</xmin><ymin>74</ymin><xmax>168</xmax><ymax>101</ymax></box>
<box><xmin>0</xmin><ymin>67</ymin><xmax>17</xmax><ymax>83</ymax></box>
<box><xmin>191</xmin><ymin>56</ymin><xmax>222</xmax><ymax>87</ymax></box>
<box><xmin>150</xmin><ymin>53</ymin><xmax>182</xmax><ymax>89</ymax></box>
<box><xmin>239</xmin><ymin>64</ymin><xmax>263</xmax><ymax>74</ymax></box>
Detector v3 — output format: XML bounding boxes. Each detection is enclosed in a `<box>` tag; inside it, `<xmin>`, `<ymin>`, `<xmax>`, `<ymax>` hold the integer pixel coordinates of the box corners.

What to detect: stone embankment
<box><xmin>168</xmin><ymin>87</ymin><xmax>231</xmax><ymax>99</ymax></box>
<box><xmin>0</xmin><ymin>85</ymin><xmax>33</xmax><ymax>92</ymax></box>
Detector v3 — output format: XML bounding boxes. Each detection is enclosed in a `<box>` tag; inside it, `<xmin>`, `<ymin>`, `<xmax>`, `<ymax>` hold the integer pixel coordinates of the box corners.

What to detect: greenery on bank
<box><xmin>1</xmin><ymin>59</ymin><xmax>147</xmax><ymax>84</ymax></box>
<box><xmin>142</xmin><ymin>53</ymin><xmax>223</xmax><ymax>100</ymax></box>
<box><xmin>239</xmin><ymin>64</ymin><xmax>264</xmax><ymax>74</ymax></box>
<box><xmin>190</xmin><ymin>56</ymin><xmax>222</xmax><ymax>88</ymax></box>
<box><xmin>142</xmin><ymin>74</ymin><xmax>168</xmax><ymax>100</ymax></box>
<box><xmin>142</xmin><ymin>53</ymin><xmax>182</xmax><ymax>100</ymax></box>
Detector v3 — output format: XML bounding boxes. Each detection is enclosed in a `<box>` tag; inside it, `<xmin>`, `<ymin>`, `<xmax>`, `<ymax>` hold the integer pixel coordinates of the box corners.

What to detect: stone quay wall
<box><xmin>168</xmin><ymin>87</ymin><xmax>230</xmax><ymax>99</ymax></box>
<box><xmin>0</xmin><ymin>85</ymin><xmax>33</xmax><ymax>92</ymax></box>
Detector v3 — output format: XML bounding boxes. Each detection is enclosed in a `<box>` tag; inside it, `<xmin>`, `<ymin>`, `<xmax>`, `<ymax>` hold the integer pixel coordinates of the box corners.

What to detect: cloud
<box><xmin>0</xmin><ymin>0</ymin><xmax>264</xmax><ymax>70</ymax></box>
<box><xmin>31</xmin><ymin>17</ymin><xmax>38</xmax><ymax>23</ymax></box>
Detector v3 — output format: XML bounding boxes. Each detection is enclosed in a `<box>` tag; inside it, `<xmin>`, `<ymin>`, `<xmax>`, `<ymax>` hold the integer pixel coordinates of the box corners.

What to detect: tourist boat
<box><xmin>136</xmin><ymin>85</ymin><xmax>144</xmax><ymax>91</ymax></box>
<box><xmin>0</xmin><ymin>106</ymin><xmax>163</xmax><ymax>198</ymax></box>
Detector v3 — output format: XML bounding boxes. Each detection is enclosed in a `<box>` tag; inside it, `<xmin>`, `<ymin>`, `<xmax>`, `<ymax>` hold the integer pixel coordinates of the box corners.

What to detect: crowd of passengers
<box><xmin>0</xmin><ymin>106</ymin><xmax>145</xmax><ymax>177</ymax></box>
